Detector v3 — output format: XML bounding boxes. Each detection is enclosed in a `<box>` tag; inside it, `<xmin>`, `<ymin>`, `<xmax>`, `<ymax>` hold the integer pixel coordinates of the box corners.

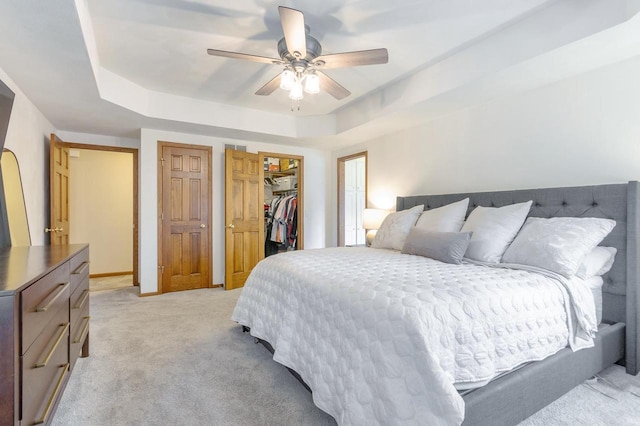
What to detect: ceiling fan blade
<box><xmin>317</xmin><ymin>72</ymin><xmax>350</xmax><ymax>100</ymax></box>
<box><xmin>314</xmin><ymin>48</ymin><xmax>388</xmax><ymax>69</ymax></box>
<box><xmin>255</xmin><ymin>74</ymin><xmax>281</xmax><ymax>96</ymax></box>
<box><xmin>207</xmin><ymin>49</ymin><xmax>281</xmax><ymax>65</ymax></box>
<box><xmin>278</xmin><ymin>6</ymin><xmax>306</xmax><ymax>58</ymax></box>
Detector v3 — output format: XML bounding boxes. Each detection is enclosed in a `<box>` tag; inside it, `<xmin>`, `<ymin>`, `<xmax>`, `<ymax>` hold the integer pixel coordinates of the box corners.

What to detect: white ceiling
<box><xmin>1</xmin><ymin>0</ymin><xmax>640</xmax><ymax>149</ymax></box>
<box><xmin>87</xmin><ymin>0</ymin><xmax>551</xmax><ymax>116</ymax></box>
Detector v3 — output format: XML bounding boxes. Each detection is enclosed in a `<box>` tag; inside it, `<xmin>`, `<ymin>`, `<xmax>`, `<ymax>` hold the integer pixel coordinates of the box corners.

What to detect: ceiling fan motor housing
<box><xmin>277</xmin><ymin>27</ymin><xmax>322</xmax><ymax>63</ymax></box>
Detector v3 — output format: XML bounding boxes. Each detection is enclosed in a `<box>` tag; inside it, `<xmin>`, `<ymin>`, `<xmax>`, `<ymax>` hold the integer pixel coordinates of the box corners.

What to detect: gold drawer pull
<box><xmin>33</xmin><ymin>363</ymin><xmax>68</xmax><ymax>425</ymax></box>
<box><xmin>35</xmin><ymin>323</ymin><xmax>69</xmax><ymax>368</ymax></box>
<box><xmin>74</xmin><ymin>316</ymin><xmax>90</xmax><ymax>344</ymax></box>
<box><xmin>72</xmin><ymin>261</ymin><xmax>90</xmax><ymax>275</ymax></box>
<box><xmin>35</xmin><ymin>282</ymin><xmax>69</xmax><ymax>312</ymax></box>
<box><xmin>73</xmin><ymin>290</ymin><xmax>89</xmax><ymax>310</ymax></box>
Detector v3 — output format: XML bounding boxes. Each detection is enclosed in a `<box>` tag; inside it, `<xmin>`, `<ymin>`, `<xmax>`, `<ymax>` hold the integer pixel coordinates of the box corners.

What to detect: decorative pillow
<box><xmin>415</xmin><ymin>198</ymin><xmax>469</xmax><ymax>233</ymax></box>
<box><xmin>575</xmin><ymin>246</ymin><xmax>617</xmax><ymax>279</ymax></box>
<box><xmin>401</xmin><ymin>229</ymin><xmax>472</xmax><ymax>264</ymax></box>
<box><xmin>371</xmin><ymin>205</ymin><xmax>424</xmax><ymax>251</ymax></box>
<box><xmin>460</xmin><ymin>201</ymin><xmax>532</xmax><ymax>263</ymax></box>
<box><xmin>502</xmin><ymin>217</ymin><xmax>616</xmax><ymax>277</ymax></box>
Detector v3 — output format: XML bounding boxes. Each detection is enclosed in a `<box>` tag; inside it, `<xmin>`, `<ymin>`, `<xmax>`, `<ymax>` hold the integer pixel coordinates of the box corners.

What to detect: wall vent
<box><xmin>225</xmin><ymin>144</ymin><xmax>247</xmax><ymax>152</ymax></box>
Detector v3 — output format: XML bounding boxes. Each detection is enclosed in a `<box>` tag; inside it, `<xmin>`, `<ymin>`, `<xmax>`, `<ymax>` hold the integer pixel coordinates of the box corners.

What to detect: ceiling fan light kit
<box><xmin>289</xmin><ymin>80</ymin><xmax>304</xmax><ymax>101</ymax></box>
<box><xmin>207</xmin><ymin>6</ymin><xmax>389</xmax><ymax>111</ymax></box>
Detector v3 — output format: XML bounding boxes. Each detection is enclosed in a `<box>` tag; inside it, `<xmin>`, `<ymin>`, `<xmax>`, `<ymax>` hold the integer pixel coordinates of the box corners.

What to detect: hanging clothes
<box><xmin>265</xmin><ymin>194</ymin><xmax>298</xmax><ymax>257</ymax></box>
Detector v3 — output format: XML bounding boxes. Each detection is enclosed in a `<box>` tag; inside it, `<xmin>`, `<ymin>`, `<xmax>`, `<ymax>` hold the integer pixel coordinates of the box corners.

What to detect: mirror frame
<box><xmin>1</xmin><ymin>148</ymin><xmax>31</xmax><ymax>246</ymax></box>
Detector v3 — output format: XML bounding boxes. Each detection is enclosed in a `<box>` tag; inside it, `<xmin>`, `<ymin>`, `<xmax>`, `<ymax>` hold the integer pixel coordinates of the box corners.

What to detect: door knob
<box><xmin>227</xmin><ymin>224</ymin><xmax>235</xmax><ymax>229</ymax></box>
<box><xmin>44</xmin><ymin>227</ymin><xmax>64</xmax><ymax>233</ymax></box>
<box><xmin>200</xmin><ymin>224</ymin><xmax>206</xmax><ymax>228</ymax></box>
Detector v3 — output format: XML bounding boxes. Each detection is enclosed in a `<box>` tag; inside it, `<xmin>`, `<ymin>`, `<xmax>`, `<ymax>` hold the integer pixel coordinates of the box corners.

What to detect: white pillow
<box><xmin>575</xmin><ymin>246</ymin><xmax>617</xmax><ymax>279</ymax></box>
<box><xmin>371</xmin><ymin>205</ymin><xmax>424</xmax><ymax>251</ymax></box>
<box><xmin>460</xmin><ymin>201</ymin><xmax>532</xmax><ymax>263</ymax></box>
<box><xmin>583</xmin><ymin>276</ymin><xmax>604</xmax><ymax>325</ymax></box>
<box><xmin>502</xmin><ymin>217</ymin><xmax>616</xmax><ymax>277</ymax></box>
<box><xmin>415</xmin><ymin>198</ymin><xmax>469</xmax><ymax>233</ymax></box>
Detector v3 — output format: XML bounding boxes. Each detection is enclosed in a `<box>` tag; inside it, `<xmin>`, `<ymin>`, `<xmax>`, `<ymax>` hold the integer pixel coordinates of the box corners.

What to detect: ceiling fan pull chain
<box><xmin>289</xmin><ymin>99</ymin><xmax>302</xmax><ymax>112</ymax></box>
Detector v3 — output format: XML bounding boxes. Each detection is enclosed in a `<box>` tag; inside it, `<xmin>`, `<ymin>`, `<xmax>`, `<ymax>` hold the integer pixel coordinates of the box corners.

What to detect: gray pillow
<box><xmin>401</xmin><ymin>228</ymin><xmax>473</xmax><ymax>264</ymax></box>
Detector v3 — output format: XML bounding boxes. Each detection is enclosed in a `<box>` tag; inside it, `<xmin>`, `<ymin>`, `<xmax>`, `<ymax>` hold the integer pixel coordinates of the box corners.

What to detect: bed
<box><xmin>232</xmin><ymin>182</ymin><xmax>640</xmax><ymax>425</ymax></box>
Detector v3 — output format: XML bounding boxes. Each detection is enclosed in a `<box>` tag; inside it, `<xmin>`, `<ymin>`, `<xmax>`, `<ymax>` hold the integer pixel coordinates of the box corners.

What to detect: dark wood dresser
<box><xmin>0</xmin><ymin>244</ymin><xmax>90</xmax><ymax>426</ymax></box>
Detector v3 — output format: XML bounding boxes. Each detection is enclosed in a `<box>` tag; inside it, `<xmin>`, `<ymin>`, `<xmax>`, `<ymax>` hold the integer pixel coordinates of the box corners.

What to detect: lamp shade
<box><xmin>304</xmin><ymin>73</ymin><xmax>319</xmax><ymax>94</ymax></box>
<box><xmin>280</xmin><ymin>69</ymin><xmax>294</xmax><ymax>90</ymax></box>
<box><xmin>362</xmin><ymin>208</ymin><xmax>389</xmax><ymax>230</ymax></box>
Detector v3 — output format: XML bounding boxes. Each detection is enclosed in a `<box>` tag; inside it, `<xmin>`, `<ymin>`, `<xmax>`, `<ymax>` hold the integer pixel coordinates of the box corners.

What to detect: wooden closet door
<box><xmin>224</xmin><ymin>149</ymin><xmax>263</xmax><ymax>290</ymax></box>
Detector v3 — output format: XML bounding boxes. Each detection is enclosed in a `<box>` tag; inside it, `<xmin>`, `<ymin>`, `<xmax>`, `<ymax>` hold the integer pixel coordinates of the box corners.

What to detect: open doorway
<box><xmin>259</xmin><ymin>151</ymin><xmax>304</xmax><ymax>257</ymax></box>
<box><xmin>68</xmin><ymin>147</ymin><xmax>137</xmax><ymax>291</ymax></box>
<box><xmin>50</xmin><ymin>135</ymin><xmax>139</xmax><ymax>290</ymax></box>
<box><xmin>223</xmin><ymin>149</ymin><xmax>304</xmax><ymax>290</ymax></box>
<box><xmin>337</xmin><ymin>152</ymin><xmax>367</xmax><ymax>247</ymax></box>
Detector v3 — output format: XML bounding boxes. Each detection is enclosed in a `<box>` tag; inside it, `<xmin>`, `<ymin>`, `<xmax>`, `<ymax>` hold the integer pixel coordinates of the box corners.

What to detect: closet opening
<box><xmin>337</xmin><ymin>152</ymin><xmax>367</xmax><ymax>247</ymax></box>
<box><xmin>259</xmin><ymin>152</ymin><xmax>304</xmax><ymax>257</ymax></box>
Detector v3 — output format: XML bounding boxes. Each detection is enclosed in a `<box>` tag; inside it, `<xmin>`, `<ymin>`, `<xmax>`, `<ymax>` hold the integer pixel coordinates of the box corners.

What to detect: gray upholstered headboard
<box><xmin>397</xmin><ymin>182</ymin><xmax>640</xmax><ymax>375</ymax></box>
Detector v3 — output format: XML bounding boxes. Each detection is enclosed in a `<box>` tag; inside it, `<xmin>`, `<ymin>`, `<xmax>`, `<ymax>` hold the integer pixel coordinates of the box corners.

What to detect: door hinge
<box><xmin>160</xmin><ymin>157</ymin><xmax>165</xmax><ymax>167</ymax></box>
<box><xmin>158</xmin><ymin>265</ymin><xmax>164</xmax><ymax>274</ymax></box>
<box><xmin>161</xmin><ymin>212</ymin><xmax>164</xmax><ymax>220</ymax></box>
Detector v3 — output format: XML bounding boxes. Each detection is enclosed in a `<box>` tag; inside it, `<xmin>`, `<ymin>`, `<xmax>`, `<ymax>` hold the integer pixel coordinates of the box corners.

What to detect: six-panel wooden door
<box><xmin>159</xmin><ymin>143</ymin><xmax>212</xmax><ymax>293</ymax></box>
<box><xmin>224</xmin><ymin>149</ymin><xmax>263</xmax><ymax>290</ymax></box>
<box><xmin>49</xmin><ymin>134</ymin><xmax>70</xmax><ymax>245</ymax></box>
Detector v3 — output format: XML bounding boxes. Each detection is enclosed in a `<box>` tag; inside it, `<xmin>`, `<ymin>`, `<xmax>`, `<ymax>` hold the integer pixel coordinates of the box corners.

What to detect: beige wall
<box><xmin>69</xmin><ymin>149</ymin><xmax>133</xmax><ymax>274</ymax></box>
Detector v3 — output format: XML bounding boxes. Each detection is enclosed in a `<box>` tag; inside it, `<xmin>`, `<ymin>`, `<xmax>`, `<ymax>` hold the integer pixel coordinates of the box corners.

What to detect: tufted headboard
<box><xmin>397</xmin><ymin>181</ymin><xmax>640</xmax><ymax>375</ymax></box>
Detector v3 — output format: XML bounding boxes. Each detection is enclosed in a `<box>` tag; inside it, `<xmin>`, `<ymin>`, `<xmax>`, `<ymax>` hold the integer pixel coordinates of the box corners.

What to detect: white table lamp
<box><xmin>362</xmin><ymin>208</ymin><xmax>389</xmax><ymax>246</ymax></box>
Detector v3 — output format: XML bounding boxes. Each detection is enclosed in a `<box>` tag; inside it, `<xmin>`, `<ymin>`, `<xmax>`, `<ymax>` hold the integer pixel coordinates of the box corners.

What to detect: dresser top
<box><xmin>0</xmin><ymin>244</ymin><xmax>88</xmax><ymax>295</ymax></box>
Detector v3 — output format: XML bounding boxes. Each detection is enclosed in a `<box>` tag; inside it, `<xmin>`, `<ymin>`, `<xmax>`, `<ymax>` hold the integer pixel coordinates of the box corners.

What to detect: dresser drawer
<box><xmin>21</xmin><ymin>304</ymin><xmax>70</xmax><ymax>426</ymax></box>
<box><xmin>69</xmin><ymin>274</ymin><xmax>89</xmax><ymax>372</ymax></box>
<box><xmin>21</xmin><ymin>263</ymin><xmax>71</xmax><ymax>354</ymax></box>
<box><xmin>70</xmin><ymin>277</ymin><xmax>89</xmax><ymax>317</ymax></box>
<box><xmin>70</xmin><ymin>309</ymin><xmax>90</xmax><ymax>371</ymax></box>
<box><xmin>69</xmin><ymin>248</ymin><xmax>90</xmax><ymax>294</ymax></box>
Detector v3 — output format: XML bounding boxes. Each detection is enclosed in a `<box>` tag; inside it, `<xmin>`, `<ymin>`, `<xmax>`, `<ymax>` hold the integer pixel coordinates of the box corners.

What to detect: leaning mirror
<box><xmin>1</xmin><ymin>149</ymin><xmax>30</xmax><ymax>246</ymax></box>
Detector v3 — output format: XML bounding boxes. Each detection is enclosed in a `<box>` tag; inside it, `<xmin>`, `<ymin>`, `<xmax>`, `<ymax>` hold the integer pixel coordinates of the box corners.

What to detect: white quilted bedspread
<box><xmin>231</xmin><ymin>247</ymin><xmax>596</xmax><ymax>425</ymax></box>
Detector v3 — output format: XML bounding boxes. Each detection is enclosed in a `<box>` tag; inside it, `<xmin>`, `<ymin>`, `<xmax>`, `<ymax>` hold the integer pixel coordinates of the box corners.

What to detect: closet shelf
<box><xmin>265</xmin><ymin>167</ymin><xmax>298</xmax><ymax>177</ymax></box>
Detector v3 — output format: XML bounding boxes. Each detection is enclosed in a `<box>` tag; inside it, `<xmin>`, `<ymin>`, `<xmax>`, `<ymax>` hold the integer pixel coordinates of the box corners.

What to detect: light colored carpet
<box><xmin>519</xmin><ymin>366</ymin><xmax>640</xmax><ymax>425</ymax></box>
<box><xmin>53</xmin><ymin>287</ymin><xmax>640</xmax><ymax>425</ymax></box>
<box><xmin>53</xmin><ymin>287</ymin><xmax>335</xmax><ymax>426</ymax></box>
<box><xmin>89</xmin><ymin>275</ymin><xmax>133</xmax><ymax>292</ymax></box>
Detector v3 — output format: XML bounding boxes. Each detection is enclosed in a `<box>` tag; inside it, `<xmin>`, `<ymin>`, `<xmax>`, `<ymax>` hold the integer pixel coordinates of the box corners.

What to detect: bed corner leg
<box><xmin>242</xmin><ymin>325</ymin><xmax>250</xmax><ymax>333</ymax></box>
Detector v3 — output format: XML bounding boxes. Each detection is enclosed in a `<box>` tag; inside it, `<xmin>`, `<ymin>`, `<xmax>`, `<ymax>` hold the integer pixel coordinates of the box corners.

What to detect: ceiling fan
<box><xmin>207</xmin><ymin>6</ymin><xmax>389</xmax><ymax>106</ymax></box>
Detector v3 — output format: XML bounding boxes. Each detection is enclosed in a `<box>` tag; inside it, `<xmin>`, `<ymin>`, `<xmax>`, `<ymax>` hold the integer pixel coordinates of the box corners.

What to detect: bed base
<box><xmin>462</xmin><ymin>322</ymin><xmax>624</xmax><ymax>425</ymax></box>
<box><xmin>246</xmin><ymin>323</ymin><xmax>624</xmax><ymax>425</ymax></box>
